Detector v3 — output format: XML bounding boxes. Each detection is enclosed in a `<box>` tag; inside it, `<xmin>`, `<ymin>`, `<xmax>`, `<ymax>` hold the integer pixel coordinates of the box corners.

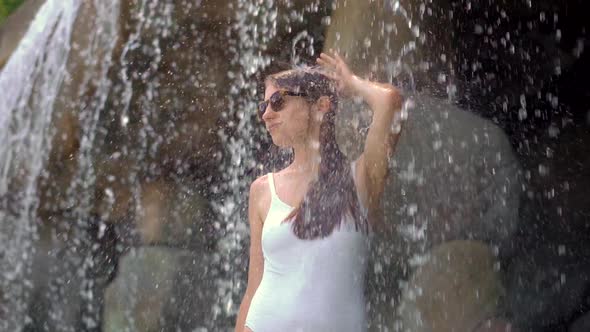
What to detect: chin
<box><xmin>272</xmin><ymin>139</ymin><xmax>291</xmax><ymax>149</ymax></box>
<box><xmin>270</xmin><ymin>135</ymin><xmax>293</xmax><ymax>149</ymax></box>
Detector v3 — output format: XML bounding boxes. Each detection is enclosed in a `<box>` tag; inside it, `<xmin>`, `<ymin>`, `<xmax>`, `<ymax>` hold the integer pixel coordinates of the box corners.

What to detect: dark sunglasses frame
<box><xmin>258</xmin><ymin>90</ymin><xmax>308</xmax><ymax>120</ymax></box>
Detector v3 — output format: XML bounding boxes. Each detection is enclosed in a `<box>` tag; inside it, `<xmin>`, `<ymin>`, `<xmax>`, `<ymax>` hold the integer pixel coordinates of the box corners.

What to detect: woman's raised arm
<box><xmin>317</xmin><ymin>53</ymin><xmax>404</xmax><ymax>223</ymax></box>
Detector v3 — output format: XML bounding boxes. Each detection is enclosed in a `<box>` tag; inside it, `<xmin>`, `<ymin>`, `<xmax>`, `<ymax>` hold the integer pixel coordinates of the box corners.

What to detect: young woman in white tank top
<box><xmin>235</xmin><ymin>52</ymin><xmax>404</xmax><ymax>332</ymax></box>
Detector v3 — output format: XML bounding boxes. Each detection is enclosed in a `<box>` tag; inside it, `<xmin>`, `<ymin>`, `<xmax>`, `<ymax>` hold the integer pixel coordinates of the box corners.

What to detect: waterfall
<box><xmin>0</xmin><ymin>0</ymin><xmax>120</xmax><ymax>330</ymax></box>
<box><xmin>0</xmin><ymin>1</ymin><xmax>82</xmax><ymax>329</ymax></box>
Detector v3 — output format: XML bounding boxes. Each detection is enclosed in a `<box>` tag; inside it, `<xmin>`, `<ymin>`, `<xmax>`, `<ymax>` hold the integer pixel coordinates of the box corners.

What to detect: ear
<box><xmin>316</xmin><ymin>96</ymin><xmax>331</xmax><ymax>114</ymax></box>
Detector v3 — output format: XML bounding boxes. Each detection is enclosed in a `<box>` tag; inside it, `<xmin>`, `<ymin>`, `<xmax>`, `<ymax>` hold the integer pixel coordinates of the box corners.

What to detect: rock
<box><xmin>95</xmin><ymin>168</ymin><xmax>215</xmax><ymax>250</ymax></box>
<box><xmin>24</xmin><ymin>233</ymin><xmax>85</xmax><ymax>332</ymax></box>
<box><xmin>504</xmin><ymin>241</ymin><xmax>590</xmax><ymax>331</ymax></box>
<box><xmin>569</xmin><ymin>312</ymin><xmax>590</xmax><ymax>332</ymax></box>
<box><xmin>397</xmin><ymin>240</ymin><xmax>504</xmax><ymax>332</ymax></box>
<box><xmin>474</xmin><ymin>318</ymin><xmax>520</xmax><ymax>332</ymax></box>
<box><xmin>338</xmin><ymin>93</ymin><xmax>522</xmax><ymax>251</ymax></box>
<box><xmin>387</xmin><ymin>95</ymin><xmax>522</xmax><ymax>250</ymax></box>
<box><xmin>36</xmin><ymin>0</ymin><xmax>123</xmax><ymax>222</ymax></box>
<box><xmin>504</xmin><ymin>126</ymin><xmax>590</xmax><ymax>332</ymax></box>
<box><xmin>93</xmin><ymin>155</ymin><xmax>135</xmax><ymax>222</ymax></box>
<box><xmin>13</xmin><ymin>218</ymin><xmax>115</xmax><ymax>332</ymax></box>
<box><xmin>324</xmin><ymin>0</ymin><xmax>420</xmax><ymax>74</ymax></box>
<box><xmin>136</xmin><ymin>179</ymin><xmax>214</xmax><ymax>250</ymax></box>
<box><xmin>103</xmin><ymin>246</ymin><xmax>215</xmax><ymax>332</ymax></box>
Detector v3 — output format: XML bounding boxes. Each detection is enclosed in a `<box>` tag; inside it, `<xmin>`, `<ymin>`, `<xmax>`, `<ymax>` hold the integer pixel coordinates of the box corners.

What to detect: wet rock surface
<box><xmin>103</xmin><ymin>246</ymin><xmax>215</xmax><ymax>332</ymax></box>
<box><xmin>397</xmin><ymin>241</ymin><xmax>504</xmax><ymax>332</ymax></box>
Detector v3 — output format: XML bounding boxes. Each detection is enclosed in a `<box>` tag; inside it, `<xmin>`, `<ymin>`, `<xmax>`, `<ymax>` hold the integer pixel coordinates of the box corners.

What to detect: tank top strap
<box><xmin>267</xmin><ymin>172</ymin><xmax>278</xmax><ymax>200</ymax></box>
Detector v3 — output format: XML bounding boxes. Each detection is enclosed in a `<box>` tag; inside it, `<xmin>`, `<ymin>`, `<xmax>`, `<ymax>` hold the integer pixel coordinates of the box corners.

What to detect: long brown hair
<box><xmin>266</xmin><ymin>68</ymin><xmax>369</xmax><ymax>240</ymax></box>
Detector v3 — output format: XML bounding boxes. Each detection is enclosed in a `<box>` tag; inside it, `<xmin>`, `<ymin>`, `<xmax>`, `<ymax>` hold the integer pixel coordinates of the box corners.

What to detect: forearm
<box><xmin>234</xmin><ymin>294</ymin><xmax>252</xmax><ymax>332</ymax></box>
<box><xmin>352</xmin><ymin>75</ymin><xmax>404</xmax><ymax>207</ymax></box>
<box><xmin>350</xmin><ymin>75</ymin><xmax>402</xmax><ymax>116</ymax></box>
<box><xmin>353</xmin><ymin>74</ymin><xmax>403</xmax><ymax>161</ymax></box>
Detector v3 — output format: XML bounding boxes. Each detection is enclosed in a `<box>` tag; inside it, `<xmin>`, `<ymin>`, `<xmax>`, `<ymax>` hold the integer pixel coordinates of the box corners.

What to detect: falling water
<box><xmin>0</xmin><ymin>1</ymin><xmax>83</xmax><ymax>329</ymax></box>
<box><xmin>212</xmin><ymin>0</ymin><xmax>277</xmax><ymax>326</ymax></box>
<box><xmin>0</xmin><ymin>0</ymin><xmax>120</xmax><ymax>330</ymax></box>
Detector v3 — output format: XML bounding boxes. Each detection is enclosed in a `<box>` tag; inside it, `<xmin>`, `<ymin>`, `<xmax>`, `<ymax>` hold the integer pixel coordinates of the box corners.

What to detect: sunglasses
<box><xmin>257</xmin><ymin>90</ymin><xmax>308</xmax><ymax>120</ymax></box>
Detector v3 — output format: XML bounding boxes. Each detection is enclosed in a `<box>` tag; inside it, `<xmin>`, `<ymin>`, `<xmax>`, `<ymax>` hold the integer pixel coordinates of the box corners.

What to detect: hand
<box><xmin>316</xmin><ymin>52</ymin><xmax>358</xmax><ymax>98</ymax></box>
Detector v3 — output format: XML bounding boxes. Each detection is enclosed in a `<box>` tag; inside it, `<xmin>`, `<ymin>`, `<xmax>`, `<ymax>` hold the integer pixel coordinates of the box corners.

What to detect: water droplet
<box><xmin>546</xmin><ymin>147</ymin><xmax>553</xmax><ymax>158</ymax></box>
<box><xmin>411</xmin><ymin>25</ymin><xmax>420</xmax><ymax>38</ymax></box>
<box><xmin>104</xmin><ymin>188</ymin><xmax>114</xmax><ymax>199</ymax></box>
<box><xmin>374</xmin><ymin>262</ymin><xmax>383</xmax><ymax>274</ymax></box>
<box><xmin>518</xmin><ymin>108</ymin><xmax>527</xmax><ymax>120</ymax></box>
<box><xmin>407</xmin><ymin>203</ymin><xmax>418</xmax><ymax>216</ymax></box>
<box><xmin>433</xmin><ymin>140</ymin><xmax>442</xmax><ymax>150</ymax></box>
<box><xmin>573</xmin><ymin>38</ymin><xmax>584</xmax><ymax>58</ymax></box>
<box><xmin>538</xmin><ymin>164</ymin><xmax>549</xmax><ymax>176</ymax></box>
<box><xmin>548</xmin><ymin>124</ymin><xmax>560</xmax><ymax>138</ymax></box>
<box><xmin>446</xmin><ymin>83</ymin><xmax>457</xmax><ymax>101</ymax></box>
<box><xmin>474</xmin><ymin>24</ymin><xmax>484</xmax><ymax>35</ymax></box>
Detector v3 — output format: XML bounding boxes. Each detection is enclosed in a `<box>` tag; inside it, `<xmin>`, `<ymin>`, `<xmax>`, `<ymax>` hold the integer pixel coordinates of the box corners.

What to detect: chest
<box><xmin>261</xmin><ymin>205</ymin><xmax>369</xmax><ymax>270</ymax></box>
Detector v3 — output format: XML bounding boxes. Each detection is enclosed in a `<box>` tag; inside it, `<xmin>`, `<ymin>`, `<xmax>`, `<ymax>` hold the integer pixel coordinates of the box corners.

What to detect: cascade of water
<box><xmin>0</xmin><ymin>1</ymin><xmax>82</xmax><ymax>330</ymax></box>
<box><xmin>55</xmin><ymin>1</ymin><xmax>121</xmax><ymax>330</ymax></box>
<box><xmin>212</xmin><ymin>0</ymin><xmax>277</xmax><ymax>327</ymax></box>
<box><xmin>99</xmin><ymin>1</ymin><xmax>174</xmax><ymax>330</ymax></box>
<box><xmin>0</xmin><ymin>0</ymin><xmax>122</xmax><ymax>330</ymax></box>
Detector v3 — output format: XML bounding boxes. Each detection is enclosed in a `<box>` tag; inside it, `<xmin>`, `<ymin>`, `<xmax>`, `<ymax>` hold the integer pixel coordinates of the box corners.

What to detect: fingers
<box><xmin>319</xmin><ymin>52</ymin><xmax>337</xmax><ymax>63</ymax></box>
<box><xmin>316</xmin><ymin>54</ymin><xmax>337</xmax><ymax>71</ymax></box>
<box><xmin>315</xmin><ymin>57</ymin><xmax>329</xmax><ymax>66</ymax></box>
<box><xmin>322</xmin><ymin>71</ymin><xmax>339</xmax><ymax>82</ymax></box>
<box><xmin>317</xmin><ymin>51</ymin><xmax>348</xmax><ymax>71</ymax></box>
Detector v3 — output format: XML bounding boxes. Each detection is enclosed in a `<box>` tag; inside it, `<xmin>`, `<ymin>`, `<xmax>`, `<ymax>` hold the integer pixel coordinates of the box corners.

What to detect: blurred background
<box><xmin>0</xmin><ymin>0</ymin><xmax>588</xmax><ymax>331</ymax></box>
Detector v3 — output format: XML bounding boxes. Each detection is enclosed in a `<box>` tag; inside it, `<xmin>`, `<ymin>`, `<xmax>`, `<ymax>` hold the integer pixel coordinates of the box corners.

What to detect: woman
<box><xmin>235</xmin><ymin>52</ymin><xmax>403</xmax><ymax>332</ymax></box>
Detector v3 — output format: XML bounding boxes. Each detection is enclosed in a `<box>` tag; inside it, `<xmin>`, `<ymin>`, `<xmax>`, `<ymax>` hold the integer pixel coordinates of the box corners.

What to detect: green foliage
<box><xmin>0</xmin><ymin>0</ymin><xmax>26</xmax><ymax>25</ymax></box>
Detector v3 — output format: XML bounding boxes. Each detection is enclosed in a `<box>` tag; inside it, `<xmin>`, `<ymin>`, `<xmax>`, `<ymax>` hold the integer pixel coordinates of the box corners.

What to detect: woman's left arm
<box><xmin>318</xmin><ymin>53</ymin><xmax>404</xmax><ymax>213</ymax></box>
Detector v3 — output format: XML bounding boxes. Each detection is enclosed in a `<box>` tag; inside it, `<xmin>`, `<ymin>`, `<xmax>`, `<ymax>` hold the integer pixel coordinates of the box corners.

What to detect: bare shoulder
<box><xmin>249</xmin><ymin>174</ymin><xmax>270</xmax><ymax>198</ymax></box>
<box><xmin>249</xmin><ymin>174</ymin><xmax>272</xmax><ymax>225</ymax></box>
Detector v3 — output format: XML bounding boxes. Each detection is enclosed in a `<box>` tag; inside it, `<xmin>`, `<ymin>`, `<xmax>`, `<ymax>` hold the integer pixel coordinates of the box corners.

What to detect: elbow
<box><xmin>386</xmin><ymin>87</ymin><xmax>403</xmax><ymax>110</ymax></box>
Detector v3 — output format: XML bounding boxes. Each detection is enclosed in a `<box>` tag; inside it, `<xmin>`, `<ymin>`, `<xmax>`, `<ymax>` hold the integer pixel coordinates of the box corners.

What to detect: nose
<box><xmin>261</xmin><ymin>103</ymin><xmax>275</xmax><ymax>122</ymax></box>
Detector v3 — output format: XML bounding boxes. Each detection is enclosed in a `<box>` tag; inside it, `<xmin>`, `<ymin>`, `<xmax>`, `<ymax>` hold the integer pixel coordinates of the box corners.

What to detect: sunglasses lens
<box><xmin>270</xmin><ymin>91</ymin><xmax>285</xmax><ymax>111</ymax></box>
<box><xmin>258</xmin><ymin>91</ymin><xmax>291</xmax><ymax>120</ymax></box>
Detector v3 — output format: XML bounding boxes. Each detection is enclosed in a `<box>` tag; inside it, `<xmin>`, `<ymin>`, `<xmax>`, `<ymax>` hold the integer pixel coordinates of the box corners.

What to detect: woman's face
<box><xmin>261</xmin><ymin>82</ymin><xmax>313</xmax><ymax>148</ymax></box>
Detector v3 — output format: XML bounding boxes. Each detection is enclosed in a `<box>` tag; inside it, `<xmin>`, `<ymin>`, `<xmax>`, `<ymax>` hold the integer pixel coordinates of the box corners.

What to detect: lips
<box><xmin>267</xmin><ymin>123</ymin><xmax>281</xmax><ymax>131</ymax></box>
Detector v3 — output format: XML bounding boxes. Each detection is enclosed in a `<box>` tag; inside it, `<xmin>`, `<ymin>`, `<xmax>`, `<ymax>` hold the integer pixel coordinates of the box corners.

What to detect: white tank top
<box><xmin>245</xmin><ymin>161</ymin><xmax>371</xmax><ymax>332</ymax></box>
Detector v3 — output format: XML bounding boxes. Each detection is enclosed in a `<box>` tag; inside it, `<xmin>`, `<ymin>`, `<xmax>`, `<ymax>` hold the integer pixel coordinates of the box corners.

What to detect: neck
<box><xmin>290</xmin><ymin>144</ymin><xmax>320</xmax><ymax>175</ymax></box>
<box><xmin>289</xmin><ymin>127</ymin><xmax>321</xmax><ymax>179</ymax></box>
